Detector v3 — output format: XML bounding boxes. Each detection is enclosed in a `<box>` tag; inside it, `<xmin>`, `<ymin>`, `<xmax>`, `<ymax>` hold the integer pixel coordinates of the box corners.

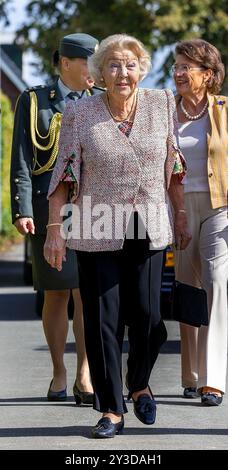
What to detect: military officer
<box><xmin>10</xmin><ymin>33</ymin><xmax>102</xmax><ymax>404</ymax></box>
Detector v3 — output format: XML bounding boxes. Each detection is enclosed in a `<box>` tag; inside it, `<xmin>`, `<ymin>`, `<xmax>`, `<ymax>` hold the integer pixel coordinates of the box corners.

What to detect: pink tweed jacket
<box><xmin>48</xmin><ymin>88</ymin><xmax>185</xmax><ymax>251</ymax></box>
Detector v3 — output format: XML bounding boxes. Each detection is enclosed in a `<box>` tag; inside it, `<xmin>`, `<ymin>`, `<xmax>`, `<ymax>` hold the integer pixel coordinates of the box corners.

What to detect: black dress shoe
<box><xmin>73</xmin><ymin>382</ymin><xmax>93</xmax><ymax>405</ymax></box>
<box><xmin>47</xmin><ymin>379</ymin><xmax>67</xmax><ymax>401</ymax></box>
<box><xmin>133</xmin><ymin>393</ymin><xmax>156</xmax><ymax>425</ymax></box>
<box><xmin>183</xmin><ymin>387</ymin><xmax>200</xmax><ymax>399</ymax></box>
<box><xmin>201</xmin><ymin>392</ymin><xmax>223</xmax><ymax>406</ymax></box>
<box><xmin>91</xmin><ymin>417</ymin><xmax>124</xmax><ymax>438</ymax></box>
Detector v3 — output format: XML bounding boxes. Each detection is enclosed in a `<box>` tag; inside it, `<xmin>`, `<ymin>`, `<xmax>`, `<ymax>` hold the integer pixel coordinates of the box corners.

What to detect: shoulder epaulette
<box><xmin>24</xmin><ymin>85</ymin><xmax>46</xmax><ymax>93</ymax></box>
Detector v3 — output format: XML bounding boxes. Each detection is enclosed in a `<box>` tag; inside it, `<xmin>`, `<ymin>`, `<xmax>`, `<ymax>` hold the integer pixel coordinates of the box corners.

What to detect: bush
<box><xmin>0</xmin><ymin>93</ymin><xmax>21</xmax><ymax>244</ymax></box>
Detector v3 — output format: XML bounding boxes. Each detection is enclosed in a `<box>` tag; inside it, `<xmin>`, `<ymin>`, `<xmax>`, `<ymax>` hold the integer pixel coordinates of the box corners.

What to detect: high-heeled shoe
<box><xmin>73</xmin><ymin>382</ymin><xmax>93</xmax><ymax>405</ymax></box>
<box><xmin>47</xmin><ymin>379</ymin><xmax>67</xmax><ymax>401</ymax></box>
<box><xmin>92</xmin><ymin>416</ymin><xmax>124</xmax><ymax>438</ymax></box>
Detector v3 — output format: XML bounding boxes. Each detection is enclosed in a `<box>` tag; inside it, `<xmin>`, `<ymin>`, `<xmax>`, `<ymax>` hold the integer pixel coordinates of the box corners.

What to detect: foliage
<box><xmin>0</xmin><ymin>94</ymin><xmax>20</xmax><ymax>240</ymax></box>
<box><xmin>14</xmin><ymin>0</ymin><xmax>228</xmax><ymax>90</ymax></box>
<box><xmin>154</xmin><ymin>0</ymin><xmax>228</xmax><ymax>90</ymax></box>
<box><xmin>0</xmin><ymin>0</ymin><xmax>12</xmax><ymax>26</ymax></box>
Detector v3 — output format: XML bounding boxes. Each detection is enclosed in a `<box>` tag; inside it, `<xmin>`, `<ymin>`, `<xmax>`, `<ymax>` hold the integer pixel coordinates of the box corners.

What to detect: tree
<box><xmin>154</xmin><ymin>0</ymin><xmax>228</xmax><ymax>91</ymax></box>
<box><xmin>0</xmin><ymin>0</ymin><xmax>13</xmax><ymax>26</ymax></box>
<box><xmin>15</xmin><ymin>0</ymin><xmax>154</xmax><ymax>77</ymax></box>
<box><xmin>15</xmin><ymin>0</ymin><xmax>228</xmax><ymax>90</ymax></box>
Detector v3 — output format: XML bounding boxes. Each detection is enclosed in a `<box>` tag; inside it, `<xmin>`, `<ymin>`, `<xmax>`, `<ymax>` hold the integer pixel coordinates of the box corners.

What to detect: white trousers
<box><xmin>174</xmin><ymin>192</ymin><xmax>228</xmax><ymax>393</ymax></box>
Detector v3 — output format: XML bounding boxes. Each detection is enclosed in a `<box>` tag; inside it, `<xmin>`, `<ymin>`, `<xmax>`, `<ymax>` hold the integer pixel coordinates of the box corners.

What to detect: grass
<box><xmin>0</xmin><ymin>232</ymin><xmax>23</xmax><ymax>252</ymax></box>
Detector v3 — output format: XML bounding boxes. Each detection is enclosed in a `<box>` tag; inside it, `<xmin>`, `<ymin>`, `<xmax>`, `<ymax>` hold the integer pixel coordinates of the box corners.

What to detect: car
<box><xmin>160</xmin><ymin>247</ymin><xmax>175</xmax><ymax>319</ymax></box>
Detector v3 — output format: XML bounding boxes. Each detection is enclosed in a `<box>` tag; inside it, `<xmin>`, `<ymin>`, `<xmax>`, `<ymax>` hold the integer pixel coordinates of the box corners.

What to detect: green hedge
<box><xmin>0</xmin><ymin>93</ymin><xmax>21</xmax><ymax>242</ymax></box>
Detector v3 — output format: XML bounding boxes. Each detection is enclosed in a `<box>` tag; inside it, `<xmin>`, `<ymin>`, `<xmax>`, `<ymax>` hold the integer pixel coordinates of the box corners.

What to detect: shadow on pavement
<box><xmin>0</xmin><ymin>425</ymin><xmax>227</xmax><ymax>438</ymax></box>
<box><xmin>0</xmin><ymin>396</ymin><xmax>202</xmax><ymax>408</ymax></box>
<box><xmin>0</xmin><ymin>293</ymin><xmax>37</xmax><ymax>321</ymax></box>
<box><xmin>160</xmin><ymin>340</ymin><xmax>180</xmax><ymax>354</ymax></box>
<box><xmin>0</xmin><ymin>257</ymin><xmax>38</xmax><ymax>320</ymax></box>
<box><xmin>34</xmin><ymin>340</ymin><xmax>180</xmax><ymax>355</ymax></box>
<box><xmin>0</xmin><ymin>397</ymin><xmax>76</xmax><ymax>404</ymax></box>
<box><xmin>0</xmin><ymin>260</ymin><xmax>24</xmax><ymax>287</ymax></box>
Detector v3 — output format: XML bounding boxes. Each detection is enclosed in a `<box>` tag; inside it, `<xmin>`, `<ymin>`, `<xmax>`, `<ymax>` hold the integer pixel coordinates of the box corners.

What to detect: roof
<box><xmin>0</xmin><ymin>46</ymin><xmax>28</xmax><ymax>92</ymax></box>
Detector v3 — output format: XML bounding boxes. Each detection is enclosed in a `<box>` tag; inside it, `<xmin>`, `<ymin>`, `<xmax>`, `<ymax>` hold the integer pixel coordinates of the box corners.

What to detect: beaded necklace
<box><xmin>180</xmin><ymin>98</ymin><xmax>208</xmax><ymax>121</ymax></box>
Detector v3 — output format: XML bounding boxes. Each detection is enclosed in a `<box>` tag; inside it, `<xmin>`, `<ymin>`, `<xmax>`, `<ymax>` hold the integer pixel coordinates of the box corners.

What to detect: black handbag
<box><xmin>171</xmin><ymin>249</ymin><xmax>209</xmax><ymax>328</ymax></box>
<box><xmin>171</xmin><ymin>280</ymin><xmax>209</xmax><ymax>327</ymax></box>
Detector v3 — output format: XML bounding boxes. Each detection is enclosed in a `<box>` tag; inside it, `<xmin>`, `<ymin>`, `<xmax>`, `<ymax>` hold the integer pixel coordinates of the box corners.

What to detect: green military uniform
<box><xmin>10</xmin><ymin>33</ymin><xmax>102</xmax><ymax>290</ymax></box>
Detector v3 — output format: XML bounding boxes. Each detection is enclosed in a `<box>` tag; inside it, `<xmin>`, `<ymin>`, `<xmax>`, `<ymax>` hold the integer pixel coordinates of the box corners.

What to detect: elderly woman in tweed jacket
<box><xmin>44</xmin><ymin>34</ymin><xmax>191</xmax><ymax>438</ymax></box>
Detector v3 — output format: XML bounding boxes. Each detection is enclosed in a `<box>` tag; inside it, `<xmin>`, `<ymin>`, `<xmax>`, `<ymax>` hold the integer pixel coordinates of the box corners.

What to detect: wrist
<box><xmin>46</xmin><ymin>222</ymin><xmax>62</xmax><ymax>229</ymax></box>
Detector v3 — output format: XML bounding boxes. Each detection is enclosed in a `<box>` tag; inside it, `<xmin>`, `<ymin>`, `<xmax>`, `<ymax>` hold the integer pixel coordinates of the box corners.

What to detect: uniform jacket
<box><xmin>10</xmin><ymin>80</ymin><xmax>102</xmax><ymax>233</ymax></box>
<box><xmin>48</xmin><ymin>88</ymin><xmax>185</xmax><ymax>251</ymax></box>
<box><xmin>175</xmin><ymin>93</ymin><xmax>228</xmax><ymax>209</ymax></box>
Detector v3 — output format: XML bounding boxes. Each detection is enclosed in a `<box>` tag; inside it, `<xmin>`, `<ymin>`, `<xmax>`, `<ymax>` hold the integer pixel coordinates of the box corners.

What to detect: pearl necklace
<box><xmin>180</xmin><ymin>98</ymin><xmax>208</xmax><ymax>121</ymax></box>
<box><xmin>106</xmin><ymin>91</ymin><xmax>137</xmax><ymax>122</ymax></box>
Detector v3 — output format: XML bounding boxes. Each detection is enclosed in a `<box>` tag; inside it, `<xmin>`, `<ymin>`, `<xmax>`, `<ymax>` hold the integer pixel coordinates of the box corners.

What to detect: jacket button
<box><xmin>15</xmin><ymin>213</ymin><xmax>20</xmax><ymax>218</ymax></box>
<box><xmin>208</xmin><ymin>172</ymin><xmax>213</xmax><ymax>177</ymax></box>
<box><xmin>15</xmin><ymin>195</ymin><xmax>20</xmax><ymax>200</ymax></box>
<box><xmin>36</xmin><ymin>190</ymin><xmax>41</xmax><ymax>194</ymax></box>
<box><xmin>14</xmin><ymin>178</ymin><xmax>19</xmax><ymax>183</ymax></box>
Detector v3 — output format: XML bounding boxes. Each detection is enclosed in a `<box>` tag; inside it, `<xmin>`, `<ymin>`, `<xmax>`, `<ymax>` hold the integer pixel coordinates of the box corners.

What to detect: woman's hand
<box><xmin>174</xmin><ymin>211</ymin><xmax>192</xmax><ymax>250</ymax></box>
<box><xmin>43</xmin><ymin>226</ymin><xmax>66</xmax><ymax>271</ymax></box>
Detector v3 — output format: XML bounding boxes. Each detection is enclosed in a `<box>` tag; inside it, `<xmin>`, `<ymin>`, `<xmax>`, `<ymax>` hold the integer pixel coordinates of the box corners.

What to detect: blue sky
<box><xmin>2</xmin><ymin>0</ymin><xmax>172</xmax><ymax>89</ymax></box>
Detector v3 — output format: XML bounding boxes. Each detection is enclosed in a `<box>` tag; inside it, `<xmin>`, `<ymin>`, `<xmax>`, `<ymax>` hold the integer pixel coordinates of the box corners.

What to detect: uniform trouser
<box><xmin>174</xmin><ymin>192</ymin><xmax>228</xmax><ymax>393</ymax></box>
<box><xmin>77</xmin><ymin>238</ymin><xmax>167</xmax><ymax>414</ymax></box>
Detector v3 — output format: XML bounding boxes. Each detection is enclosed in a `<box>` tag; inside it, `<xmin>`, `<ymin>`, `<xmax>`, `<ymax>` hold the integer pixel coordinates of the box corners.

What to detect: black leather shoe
<box><xmin>133</xmin><ymin>394</ymin><xmax>156</xmax><ymax>425</ymax></box>
<box><xmin>183</xmin><ymin>387</ymin><xmax>200</xmax><ymax>399</ymax></box>
<box><xmin>91</xmin><ymin>417</ymin><xmax>124</xmax><ymax>438</ymax></box>
<box><xmin>73</xmin><ymin>382</ymin><xmax>93</xmax><ymax>405</ymax></box>
<box><xmin>47</xmin><ymin>380</ymin><xmax>67</xmax><ymax>401</ymax></box>
<box><xmin>201</xmin><ymin>392</ymin><xmax>223</xmax><ymax>406</ymax></box>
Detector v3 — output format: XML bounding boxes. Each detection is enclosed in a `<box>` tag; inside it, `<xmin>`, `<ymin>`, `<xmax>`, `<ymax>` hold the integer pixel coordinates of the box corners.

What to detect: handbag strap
<box><xmin>175</xmin><ymin>249</ymin><xmax>202</xmax><ymax>287</ymax></box>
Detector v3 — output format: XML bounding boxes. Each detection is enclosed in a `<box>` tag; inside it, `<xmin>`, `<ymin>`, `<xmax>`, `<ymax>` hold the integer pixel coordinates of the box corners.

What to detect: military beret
<box><xmin>59</xmin><ymin>33</ymin><xmax>98</xmax><ymax>59</ymax></box>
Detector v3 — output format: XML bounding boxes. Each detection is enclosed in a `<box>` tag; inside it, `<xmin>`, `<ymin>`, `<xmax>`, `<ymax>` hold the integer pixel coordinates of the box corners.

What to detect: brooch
<box><xmin>49</xmin><ymin>89</ymin><xmax>56</xmax><ymax>100</ymax></box>
<box><xmin>216</xmin><ymin>100</ymin><xmax>225</xmax><ymax>105</ymax></box>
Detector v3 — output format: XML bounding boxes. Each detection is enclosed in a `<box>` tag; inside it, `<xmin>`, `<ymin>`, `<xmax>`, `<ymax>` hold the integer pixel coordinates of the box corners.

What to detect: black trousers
<box><xmin>77</xmin><ymin>237</ymin><xmax>167</xmax><ymax>414</ymax></box>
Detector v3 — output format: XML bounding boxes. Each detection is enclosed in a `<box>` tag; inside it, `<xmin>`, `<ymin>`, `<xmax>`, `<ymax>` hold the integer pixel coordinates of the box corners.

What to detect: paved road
<box><xmin>0</xmin><ymin>242</ymin><xmax>227</xmax><ymax>451</ymax></box>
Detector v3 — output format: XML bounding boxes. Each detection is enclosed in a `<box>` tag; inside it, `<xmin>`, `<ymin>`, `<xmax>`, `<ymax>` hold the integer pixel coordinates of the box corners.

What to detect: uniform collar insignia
<box><xmin>49</xmin><ymin>89</ymin><xmax>56</xmax><ymax>100</ymax></box>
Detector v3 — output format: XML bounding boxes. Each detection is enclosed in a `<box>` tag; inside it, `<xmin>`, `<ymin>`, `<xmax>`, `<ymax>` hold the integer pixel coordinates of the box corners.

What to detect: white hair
<box><xmin>88</xmin><ymin>34</ymin><xmax>151</xmax><ymax>86</ymax></box>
